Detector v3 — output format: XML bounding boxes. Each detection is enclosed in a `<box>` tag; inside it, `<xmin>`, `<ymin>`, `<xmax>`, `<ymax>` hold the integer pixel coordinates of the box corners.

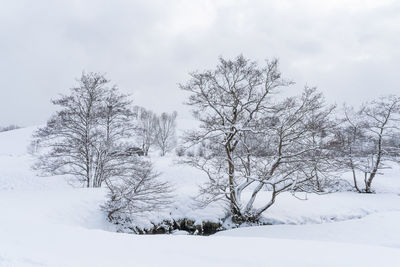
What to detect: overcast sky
<box><xmin>1</xmin><ymin>0</ymin><xmax>399</xmax><ymax>126</ymax></box>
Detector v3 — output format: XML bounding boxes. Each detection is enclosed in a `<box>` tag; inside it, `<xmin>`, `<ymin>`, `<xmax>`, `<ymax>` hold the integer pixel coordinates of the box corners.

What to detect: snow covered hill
<box><xmin>1</xmin><ymin>127</ymin><xmax>400</xmax><ymax>267</ymax></box>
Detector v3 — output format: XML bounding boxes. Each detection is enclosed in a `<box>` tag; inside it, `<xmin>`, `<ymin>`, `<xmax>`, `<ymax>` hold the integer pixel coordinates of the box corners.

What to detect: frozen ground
<box><xmin>1</xmin><ymin>127</ymin><xmax>400</xmax><ymax>267</ymax></box>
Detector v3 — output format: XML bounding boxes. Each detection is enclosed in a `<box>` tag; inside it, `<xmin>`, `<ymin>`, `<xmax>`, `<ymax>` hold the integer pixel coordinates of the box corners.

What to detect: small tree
<box><xmin>154</xmin><ymin>111</ymin><xmax>177</xmax><ymax>156</ymax></box>
<box><xmin>334</xmin><ymin>96</ymin><xmax>400</xmax><ymax>193</ymax></box>
<box><xmin>132</xmin><ymin>106</ymin><xmax>157</xmax><ymax>156</ymax></box>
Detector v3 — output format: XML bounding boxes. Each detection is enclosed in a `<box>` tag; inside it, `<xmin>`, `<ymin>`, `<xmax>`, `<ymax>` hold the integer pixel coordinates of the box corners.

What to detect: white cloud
<box><xmin>0</xmin><ymin>0</ymin><xmax>399</xmax><ymax>125</ymax></box>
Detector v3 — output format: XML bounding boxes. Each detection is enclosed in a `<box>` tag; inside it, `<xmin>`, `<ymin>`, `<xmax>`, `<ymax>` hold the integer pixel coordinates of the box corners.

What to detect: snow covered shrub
<box><xmin>175</xmin><ymin>146</ymin><xmax>186</xmax><ymax>157</ymax></box>
<box><xmin>186</xmin><ymin>149</ymin><xmax>195</xmax><ymax>157</ymax></box>
<box><xmin>102</xmin><ymin>159</ymin><xmax>173</xmax><ymax>225</ymax></box>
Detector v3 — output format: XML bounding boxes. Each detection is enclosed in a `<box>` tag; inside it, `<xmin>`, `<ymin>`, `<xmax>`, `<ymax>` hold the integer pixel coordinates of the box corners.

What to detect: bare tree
<box><xmin>180</xmin><ymin>55</ymin><xmax>337</xmax><ymax>223</ymax></box>
<box><xmin>154</xmin><ymin>111</ymin><xmax>177</xmax><ymax>156</ymax></box>
<box><xmin>33</xmin><ymin>73</ymin><xmax>144</xmax><ymax>188</ymax></box>
<box><xmin>334</xmin><ymin>96</ymin><xmax>400</xmax><ymax>193</ymax></box>
<box><xmin>180</xmin><ymin>55</ymin><xmax>289</xmax><ymax>221</ymax></box>
<box><xmin>33</xmin><ymin>72</ymin><xmax>109</xmax><ymax>187</ymax></box>
<box><xmin>132</xmin><ymin>106</ymin><xmax>157</xmax><ymax>156</ymax></box>
<box><xmin>331</xmin><ymin>106</ymin><xmax>369</xmax><ymax>193</ymax></box>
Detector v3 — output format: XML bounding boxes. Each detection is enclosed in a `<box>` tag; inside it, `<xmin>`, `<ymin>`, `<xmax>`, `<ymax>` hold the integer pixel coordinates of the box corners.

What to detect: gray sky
<box><xmin>1</xmin><ymin>0</ymin><xmax>399</xmax><ymax>126</ymax></box>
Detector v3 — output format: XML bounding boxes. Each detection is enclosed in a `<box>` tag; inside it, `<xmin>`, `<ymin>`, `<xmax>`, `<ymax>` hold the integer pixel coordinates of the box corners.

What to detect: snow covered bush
<box><xmin>180</xmin><ymin>55</ymin><xmax>340</xmax><ymax>223</ymax></box>
<box><xmin>102</xmin><ymin>159</ymin><xmax>172</xmax><ymax>225</ymax></box>
<box><xmin>175</xmin><ymin>146</ymin><xmax>186</xmax><ymax>157</ymax></box>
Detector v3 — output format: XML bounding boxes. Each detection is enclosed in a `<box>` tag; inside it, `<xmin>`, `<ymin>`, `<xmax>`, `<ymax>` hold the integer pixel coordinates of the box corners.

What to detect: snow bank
<box><xmin>1</xmin><ymin>222</ymin><xmax>400</xmax><ymax>267</ymax></box>
<box><xmin>217</xmin><ymin>211</ymin><xmax>400</xmax><ymax>248</ymax></box>
<box><xmin>1</xmin><ymin>126</ymin><xmax>400</xmax><ymax>266</ymax></box>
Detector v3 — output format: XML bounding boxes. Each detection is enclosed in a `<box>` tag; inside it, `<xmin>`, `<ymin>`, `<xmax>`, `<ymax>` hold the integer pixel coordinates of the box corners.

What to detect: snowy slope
<box><xmin>0</xmin><ymin>127</ymin><xmax>400</xmax><ymax>267</ymax></box>
<box><xmin>1</xmin><ymin>225</ymin><xmax>400</xmax><ymax>267</ymax></box>
<box><xmin>216</xmin><ymin>211</ymin><xmax>400</xmax><ymax>248</ymax></box>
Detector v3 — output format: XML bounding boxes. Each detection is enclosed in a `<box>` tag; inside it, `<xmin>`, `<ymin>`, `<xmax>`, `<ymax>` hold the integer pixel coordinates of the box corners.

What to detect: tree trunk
<box><xmin>352</xmin><ymin>167</ymin><xmax>361</xmax><ymax>193</ymax></box>
<box><xmin>225</xmin><ymin>143</ymin><xmax>242</xmax><ymax>220</ymax></box>
<box><xmin>364</xmin><ymin>130</ymin><xmax>384</xmax><ymax>193</ymax></box>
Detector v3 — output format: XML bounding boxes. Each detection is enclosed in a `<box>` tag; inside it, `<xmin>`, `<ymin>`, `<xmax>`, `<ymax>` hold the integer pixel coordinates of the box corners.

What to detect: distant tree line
<box><xmin>0</xmin><ymin>124</ymin><xmax>20</xmax><ymax>132</ymax></box>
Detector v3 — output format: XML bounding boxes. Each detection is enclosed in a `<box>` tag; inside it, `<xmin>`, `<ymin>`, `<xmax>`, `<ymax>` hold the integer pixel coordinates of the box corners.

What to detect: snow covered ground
<box><xmin>1</xmin><ymin>127</ymin><xmax>400</xmax><ymax>266</ymax></box>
